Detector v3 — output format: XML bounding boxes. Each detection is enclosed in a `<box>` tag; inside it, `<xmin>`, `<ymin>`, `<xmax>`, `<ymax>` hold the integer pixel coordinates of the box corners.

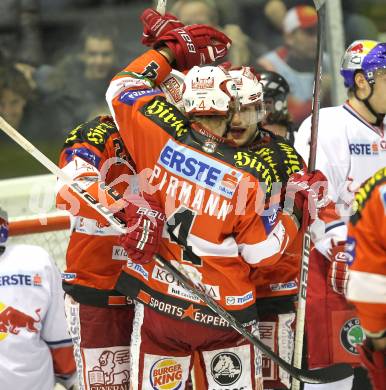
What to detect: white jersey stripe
<box><xmin>346</xmin><ymin>270</ymin><xmax>386</xmax><ymax>303</ymax></box>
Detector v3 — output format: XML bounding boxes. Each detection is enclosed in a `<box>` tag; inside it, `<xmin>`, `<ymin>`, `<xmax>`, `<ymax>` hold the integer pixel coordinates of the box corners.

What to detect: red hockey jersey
<box><xmin>57</xmin><ymin>116</ymin><xmax>135</xmax><ymax>306</ymax></box>
<box><xmin>107</xmin><ymin>50</ymin><xmax>301</xmax><ymax>327</ymax></box>
<box><xmin>346</xmin><ymin>167</ymin><xmax>386</xmax><ymax>336</ymax></box>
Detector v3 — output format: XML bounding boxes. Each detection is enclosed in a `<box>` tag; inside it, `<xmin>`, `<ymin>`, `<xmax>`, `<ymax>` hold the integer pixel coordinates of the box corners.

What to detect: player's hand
<box><xmin>327</xmin><ymin>239</ymin><xmax>349</xmax><ymax>295</ymax></box>
<box><xmin>283</xmin><ymin>170</ymin><xmax>329</xmax><ymax>228</ymax></box>
<box><xmin>141</xmin><ymin>8</ymin><xmax>184</xmax><ymax>47</ymax></box>
<box><xmin>154</xmin><ymin>25</ymin><xmax>231</xmax><ymax>71</ymax></box>
<box><xmin>116</xmin><ymin>194</ymin><xmax>165</xmax><ymax>264</ymax></box>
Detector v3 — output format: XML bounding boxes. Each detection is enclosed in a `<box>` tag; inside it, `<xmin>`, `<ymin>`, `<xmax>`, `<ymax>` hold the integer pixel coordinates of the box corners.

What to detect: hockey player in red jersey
<box><xmin>105</xmin><ymin>9</ymin><xmax>328</xmax><ymax>389</ymax></box>
<box><xmin>188</xmin><ymin>65</ymin><xmax>306</xmax><ymax>389</ymax></box>
<box><xmin>226</xmin><ymin>65</ymin><xmax>311</xmax><ymax>389</ymax></box>
<box><xmin>56</xmin><ymin>116</ymin><xmax>164</xmax><ymax>388</ymax></box>
<box><xmin>346</xmin><ymin>167</ymin><xmax>386</xmax><ymax>390</ymax></box>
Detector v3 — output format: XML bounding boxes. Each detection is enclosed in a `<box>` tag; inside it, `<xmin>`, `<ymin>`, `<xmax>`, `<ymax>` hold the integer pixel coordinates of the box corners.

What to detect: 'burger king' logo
<box><xmin>150</xmin><ymin>358</ymin><xmax>183</xmax><ymax>390</ymax></box>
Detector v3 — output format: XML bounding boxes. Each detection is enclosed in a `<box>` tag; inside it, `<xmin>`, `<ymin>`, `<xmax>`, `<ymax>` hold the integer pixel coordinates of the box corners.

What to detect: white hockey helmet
<box><xmin>182</xmin><ymin>66</ymin><xmax>237</xmax><ymax>116</ymax></box>
<box><xmin>229</xmin><ymin>66</ymin><xmax>265</xmax><ymax>120</ymax></box>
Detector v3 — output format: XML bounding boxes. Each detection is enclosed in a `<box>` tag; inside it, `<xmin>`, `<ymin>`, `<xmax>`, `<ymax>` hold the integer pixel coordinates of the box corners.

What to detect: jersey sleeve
<box><xmin>40</xmin><ymin>255</ymin><xmax>76</xmax><ymax>387</ymax></box>
<box><xmin>56</xmin><ymin>117</ymin><xmax>129</xmax><ymax>222</ymax></box>
<box><xmin>346</xmin><ymin>181</ymin><xmax>386</xmax><ymax>336</ymax></box>
<box><xmin>234</xmin><ymin>188</ymin><xmax>300</xmax><ymax>268</ymax></box>
<box><xmin>106</xmin><ymin>49</ymin><xmax>172</xmax><ymax>162</ymax></box>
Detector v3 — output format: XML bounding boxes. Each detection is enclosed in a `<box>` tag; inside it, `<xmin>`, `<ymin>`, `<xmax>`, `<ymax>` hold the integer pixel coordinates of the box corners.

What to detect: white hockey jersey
<box><xmin>295</xmin><ymin>103</ymin><xmax>386</xmax><ymax>252</ymax></box>
<box><xmin>0</xmin><ymin>244</ymin><xmax>76</xmax><ymax>390</ymax></box>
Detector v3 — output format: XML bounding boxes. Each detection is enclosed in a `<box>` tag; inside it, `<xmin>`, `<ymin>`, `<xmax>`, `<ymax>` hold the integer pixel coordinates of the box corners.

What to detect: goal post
<box><xmin>1</xmin><ymin>174</ymin><xmax>72</xmax><ymax>271</ymax></box>
<box><xmin>8</xmin><ymin>213</ymin><xmax>71</xmax><ymax>271</ymax></box>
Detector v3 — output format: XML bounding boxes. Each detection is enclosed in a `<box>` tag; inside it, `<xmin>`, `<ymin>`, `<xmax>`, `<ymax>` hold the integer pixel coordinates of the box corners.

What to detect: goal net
<box><xmin>0</xmin><ymin>174</ymin><xmax>71</xmax><ymax>271</ymax></box>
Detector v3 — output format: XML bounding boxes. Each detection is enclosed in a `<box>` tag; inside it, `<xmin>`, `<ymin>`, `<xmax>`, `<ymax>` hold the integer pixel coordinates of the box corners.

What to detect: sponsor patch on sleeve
<box><xmin>118</xmin><ymin>89</ymin><xmax>161</xmax><ymax>106</ymax></box>
<box><xmin>64</xmin><ymin>147</ymin><xmax>101</xmax><ymax>167</ymax></box>
<box><xmin>261</xmin><ymin>206</ymin><xmax>280</xmax><ymax>234</ymax></box>
<box><xmin>345</xmin><ymin>236</ymin><xmax>356</xmax><ymax>266</ymax></box>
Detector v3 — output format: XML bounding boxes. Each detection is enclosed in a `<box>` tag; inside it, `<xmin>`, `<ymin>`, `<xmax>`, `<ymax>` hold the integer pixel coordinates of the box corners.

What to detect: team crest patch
<box><xmin>340</xmin><ymin>318</ymin><xmax>365</xmax><ymax>355</ymax></box>
<box><xmin>210</xmin><ymin>352</ymin><xmax>242</xmax><ymax>386</ymax></box>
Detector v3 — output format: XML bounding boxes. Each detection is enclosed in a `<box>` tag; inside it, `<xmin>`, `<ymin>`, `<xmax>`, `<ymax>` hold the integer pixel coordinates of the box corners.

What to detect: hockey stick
<box><xmin>156</xmin><ymin>229</ymin><xmax>353</xmax><ymax>384</ymax></box>
<box><xmin>292</xmin><ymin>1</ymin><xmax>327</xmax><ymax>389</ymax></box>
<box><xmin>0</xmin><ymin>116</ymin><xmax>127</xmax><ymax>234</ymax></box>
<box><xmin>156</xmin><ymin>0</ymin><xmax>167</xmax><ymax>14</ymax></box>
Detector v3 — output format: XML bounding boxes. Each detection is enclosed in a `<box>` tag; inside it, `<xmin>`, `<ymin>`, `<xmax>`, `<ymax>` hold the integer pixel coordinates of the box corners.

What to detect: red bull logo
<box><xmin>150</xmin><ymin>358</ymin><xmax>183</xmax><ymax>390</ymax></box>
<box><xmin>0</xmin><ymin>302</ymin><xmax>41</xmax><ymax>339</ymax></box>
<box><xmin>349</xmin><ymin>43</ymin><xmax>364</xmax><ymax>53</ymax></box>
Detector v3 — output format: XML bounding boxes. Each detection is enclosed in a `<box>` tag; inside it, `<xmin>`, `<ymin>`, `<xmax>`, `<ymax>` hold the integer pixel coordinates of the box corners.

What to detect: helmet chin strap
<box><xmin>354</xmin><ymin>83</ymin><xmax>385</xmax><ymax>127</ymax></box>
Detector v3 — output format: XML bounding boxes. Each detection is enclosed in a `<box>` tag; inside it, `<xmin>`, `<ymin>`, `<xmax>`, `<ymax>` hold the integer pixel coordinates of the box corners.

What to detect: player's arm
<box><xmin>234</xmin><ymin>183</ymin><xmax>300</xmax><ymax>268</ymax></box>
<box><xmin>346</xmin><ymin>181</ymin><xmax>386</xmax><ymax>389</ymax></box>
<box><xmin>235</xmin><ymin>169</ymin><xmax>331</xmax><ymax>267</ymax></box>
<box><xmin>56</xmin><ymin>117</ymin><xmax>130</xmax><ymax>223</ymax></box>
<box><xmin>106</xmin><ymin>10</ymin><xmax>231</xmax><ymax>131</ymax></box>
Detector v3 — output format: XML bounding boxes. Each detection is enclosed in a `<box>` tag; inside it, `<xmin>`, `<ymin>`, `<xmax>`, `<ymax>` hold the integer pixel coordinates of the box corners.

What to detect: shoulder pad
<box><xmin>63</xmin><ymin>117</ymin><xmax>118</xmax><ymax>152</ymax></box>
<box><xmin>140</xmin><ymin>96</ymin><xmax>189</xmax><ymax>139</ymax></box>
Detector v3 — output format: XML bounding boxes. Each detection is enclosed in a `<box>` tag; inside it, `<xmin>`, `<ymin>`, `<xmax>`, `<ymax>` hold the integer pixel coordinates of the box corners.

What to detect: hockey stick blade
<box><xmin>154</xmin><ymin>254</ymin><xmax>353</xmax><ymax>384</ymax></box>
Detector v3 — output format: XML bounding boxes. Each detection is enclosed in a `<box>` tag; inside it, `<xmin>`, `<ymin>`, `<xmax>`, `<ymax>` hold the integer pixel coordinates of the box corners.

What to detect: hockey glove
<box><xmin>154</xmin><ymin>25</ymin><xmax>231</xmax><ymax>71</ymax></box>
<box><xmin>116</xmin><ymin>194</ymin><xmax>165</xmax><ymax>264</ymax></box>
<box><xmin>326</xmin><ymin>239</ymin><xmax>349</xmax><ymax>295</ymax></box>
<box><xmin>283</xmin><ymin>170</ymin><xmax>329</xmax><ymax>228</ymax></box>
<box><xmin>141</xmin><ymin>8</ymin><xmax>184</xmax><ymax>47</ymax></box>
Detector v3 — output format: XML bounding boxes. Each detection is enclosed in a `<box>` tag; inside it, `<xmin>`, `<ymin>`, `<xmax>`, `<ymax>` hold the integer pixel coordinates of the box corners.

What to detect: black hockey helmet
<box><xmin>259</xmin><ymin>71</ymin><xmax>291</xmax><ymax>125</ymax></box>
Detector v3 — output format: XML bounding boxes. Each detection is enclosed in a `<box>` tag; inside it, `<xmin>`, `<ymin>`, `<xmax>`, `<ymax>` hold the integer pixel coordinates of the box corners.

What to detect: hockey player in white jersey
<box><xmin>0</xmin><ymin>207</ymin><xmax>77</xmax><ymax>390</ymax></box>
<box><xmin>294</xmin><ymin>40</ymin><xmax>386</xmax><ymax>390</ymax></box>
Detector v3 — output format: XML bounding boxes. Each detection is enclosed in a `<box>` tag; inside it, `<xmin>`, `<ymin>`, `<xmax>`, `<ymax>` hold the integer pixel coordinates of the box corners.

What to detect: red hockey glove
<box><xmin>141</xmin><ymin>8</ymin><xmax>184</xmax><ymax>47</ymax></box>
<box><xmin>326</xmin><ymin>239</ymin><xmax>349</xmax><ymax>295</ymax></box>
<box><xmin>283</xmin><ymin>170</ymin><xmax>329</xmax><ymax>228</ymax></box>
<box><xmin>154</xmin><ymin>25</ymin><xmax>231</xmax><ymax>71</ymax></box>
<box><xmin>116</xmin><ymin>194</ymin><xmax>165</xmax><ymax>264</ymax></box>
<box><xmin>356</xmin><ymin>342</ymin><xmax>386</xmax><ymax>390</ymax></box>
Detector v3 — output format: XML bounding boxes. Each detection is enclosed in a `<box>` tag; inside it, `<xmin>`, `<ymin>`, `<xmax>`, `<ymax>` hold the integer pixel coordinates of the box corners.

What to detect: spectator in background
<box><xmin>44</xmin><ymin>24</ymin><xmax>119</xmax><ymax>133</ymax></box>
<box><xmin>0</xmin><ymin>65</ymin><xmax>47</xmax><ymax>139</ymax></box>
<box><xmin>171</xmin><ymin>0</ymin><xmax>264</xmax><ymax>65</ymax></box>
<box><xmin>0</xmin><ymin>207</ymin><xmax>76</xmax><ymax>390</ymax></box>
<box><xmin>0</xmin><ymin>0</ymin><xmax>43</xmax><ymax>66</ymax></box>
<box><xmin>0</xmin><ymin>66</ymin><xmax>31</xmax><ymax>130</ymax></box>
<box><xmin>260</xmin><ymin>0</ymin><xmax>379</xmax><ymax>47</ymax></box>
<box><xmin>257</xmin><ymin>5</ymin><xmax>330</xmax><ymax>128</ymax></box>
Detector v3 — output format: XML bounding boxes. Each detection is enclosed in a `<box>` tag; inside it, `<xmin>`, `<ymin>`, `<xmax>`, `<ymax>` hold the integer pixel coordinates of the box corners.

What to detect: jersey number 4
<box><xmin>166</xmin><ymin>207</ymin><xmax>202</xmax><ymax>266</ymax></box>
